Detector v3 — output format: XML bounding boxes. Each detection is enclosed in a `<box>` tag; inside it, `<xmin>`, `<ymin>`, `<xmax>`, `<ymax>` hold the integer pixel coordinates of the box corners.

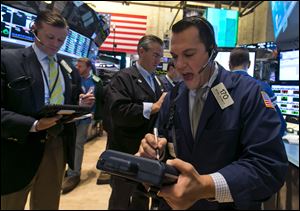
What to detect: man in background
<box><xmin>159</xmin><ymin>60</ymin><xmax>181</xmax><ymax>91</ymax></box>
<box><xmin>105</xmin><ymin>35</ymin><xmax>167</xmax><ymax>209</ymax></box>
<box><xmin>229</xmin><ymin>47</ymin><xmax>287</xmax><ymax>137</ymax></box>
<box><xmin>62</xmin><ymin>58</ymin><xmax>103</xmax><ymax>194</ymax></box>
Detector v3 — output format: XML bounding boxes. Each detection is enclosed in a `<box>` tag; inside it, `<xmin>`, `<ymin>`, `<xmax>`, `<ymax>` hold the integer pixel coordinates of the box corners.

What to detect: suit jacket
<box><xmin>158</xmin><ymin>74</ymin><xmax>175</xmax><ymax>92</ymax></box>
<box><xmin>1</xmin><ymin>47</ymin><xmax>81</xmax><ymax>195</ymax></box>
<box><xmin>158</xmin><ymin>64</ymin><xmax>288</xmax><ymax>209</ymax></box>
<box><xmin>106</xmin><ymin>65</ymin><xmax>162</xmax><ymax>154</ymax></box>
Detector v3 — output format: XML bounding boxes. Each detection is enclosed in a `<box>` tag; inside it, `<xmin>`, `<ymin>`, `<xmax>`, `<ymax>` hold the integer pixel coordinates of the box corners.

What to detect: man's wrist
<box><xmin>197</xmin><ymin>174</ymin><xmax>216</xmax><ymax>200</ymax></box>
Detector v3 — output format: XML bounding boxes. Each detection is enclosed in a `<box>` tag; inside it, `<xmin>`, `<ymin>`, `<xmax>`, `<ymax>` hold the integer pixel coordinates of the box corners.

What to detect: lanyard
<box><xmin>40</xmin><ymin>62</ymin><xmax>60</xmax><ymax>101</ymax></box>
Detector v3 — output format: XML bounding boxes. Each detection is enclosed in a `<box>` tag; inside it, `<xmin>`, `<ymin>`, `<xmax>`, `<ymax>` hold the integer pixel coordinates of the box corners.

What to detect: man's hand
<box><xmin>79</xmin><ymin>93</ymin><xmax>95</xmax><ymax>107</ymax></box>
<box><xmin>36</xmin><ymin>115</ymin><xmax>62</xmax><ymax>131</ymax></box>
<box><xmin>157</xmin><ymin>159</ymin><xmax>215</xmax><ymax>210</ymax></box>
<box><xmin>151</xmin><ymin>92</ymin><xmax>167</xmax><ymax>114</ymax></box>
<box><xmin>136</xmin><ymin>133</ymin><xmax>167</xmax><ymax>159</ymax></box>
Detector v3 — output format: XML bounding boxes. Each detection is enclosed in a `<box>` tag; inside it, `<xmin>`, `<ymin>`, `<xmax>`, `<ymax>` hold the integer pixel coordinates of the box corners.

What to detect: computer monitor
<box><xmin>205</xmin><ymin>8</ymin><xmax>239</xmax><ymax>47</ymax></box>
<box><xmin>271</xmin><ymin>85</ymin><xmax>299</xmax><ymax>117</ymax></box>
<box><xmin>279</xmin><ymin>50</ymin><xmax>299</xmax><ymax>82</ymax></box>
<box><xmin>1</xmin><ymin>4</ymin><xmax>36</xmax><ymax>47</ymax></box>
<box><xmin>59</xmin><ymin>29</ymin><xmax>91</xmax><ymax>58</ymax></box>
<box><xmin>215</xmin><ymin>49</ymin><xmax>256</xmax><ymax>77</ymax></box>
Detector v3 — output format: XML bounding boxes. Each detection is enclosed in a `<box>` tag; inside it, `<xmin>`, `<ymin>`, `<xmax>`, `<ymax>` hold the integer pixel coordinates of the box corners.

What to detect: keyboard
<box><xmin>283</xmin><ymin>133</ymin><xmax>299</xmax><ymax>145</ymax></box>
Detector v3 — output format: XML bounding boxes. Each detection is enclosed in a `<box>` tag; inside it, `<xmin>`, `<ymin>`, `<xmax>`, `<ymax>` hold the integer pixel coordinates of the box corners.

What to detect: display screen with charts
<box><xmin>271</xmin><ymin>85</ymin><xmax>299</xmax><ymax>117</ymax></box>
<box><xmin>279</xmin><ymin>50</ymin><xmax>299</xmax><ymax>81</ymax></box>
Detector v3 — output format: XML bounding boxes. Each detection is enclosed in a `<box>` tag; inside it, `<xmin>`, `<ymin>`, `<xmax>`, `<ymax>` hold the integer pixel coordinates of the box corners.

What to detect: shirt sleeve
<box><xmin>29</xmin><ymin>120</ymin><xmax>39</xmax><ymax>132</ymax></box>
<box><xmin>143</xmin><ymin>102</ymin><xmax>153</xmax><ymax>119</ymax></box>
<box><xmin>210</xmin><ymin>172</ymin><xmax>234</xmax><ymax>203</ymax></box>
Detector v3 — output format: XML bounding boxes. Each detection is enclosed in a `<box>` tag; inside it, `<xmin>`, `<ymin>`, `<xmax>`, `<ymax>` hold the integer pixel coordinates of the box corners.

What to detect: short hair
<box><xmin>34</xmin><ymin>10</ymin><xmax>68</xmax><ymax>30</ymax></box>
<box><xmin>77</xmin><ymin>58</ymin><xmax>92</xmax><ymax>67</ymax></box>
<box><xmin>229</xmin><ymin>48</ymin><xmax>250</xmax><ymax>68</ymax></box>
<box><xmin>137</xmin><ymin>35</ymin><xmax>163</xmax><ymax>53</ymax></box>
<box><xmin>167</xmin><ymin>60</ymin><xmax>175</xmax><ymax>71</ymax></box>
<box><xmin>172</xmin><ymin>16</ymin><xmax>216</xmax><ymax>55</ymax></box>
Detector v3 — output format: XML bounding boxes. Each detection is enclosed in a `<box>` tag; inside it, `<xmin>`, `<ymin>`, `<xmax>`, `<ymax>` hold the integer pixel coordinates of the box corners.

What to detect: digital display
<box><xmin>1</xmin><ymin>4</ymin><xmax>91</xmax><ymax>59</ymax></box>
<box><xmin>59</xmin><ymin>29</ymin><xmax>91</xmax><ymax>58</ymax></box>
<box><xmin>1</xmin><ymin>4</ymin><xmax>36</xmax><ymax>46</ymax></box>
<box><xmin>271</xmin><ymin>1</ymin><xmax>297</xmax><ymax>39</ymax></box>
<box><xmin>206</xmin><ymin>8</ymin><xmax>239</xmax><ymax>47</ymax></box>
<box><xmin>279</xmin><ymin>50</ymin><xmax>299</xmax><ymax>81</ymax></box>
<box><xmin>272</xmin><ymin>85</ymin><xmax>299</xmax><ymax>117</ymax></box>
<box><xmin>215</xmin><ymin>50</ymin><xmax>256</xmax><ymax>77</ymax></box>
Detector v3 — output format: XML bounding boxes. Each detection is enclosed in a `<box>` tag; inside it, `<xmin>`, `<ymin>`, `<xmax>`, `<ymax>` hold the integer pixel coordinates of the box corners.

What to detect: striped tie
<box><xmin>48</xmin><ymin>57</ymin><xmax>64</xmax><ymax>104</ymax></box>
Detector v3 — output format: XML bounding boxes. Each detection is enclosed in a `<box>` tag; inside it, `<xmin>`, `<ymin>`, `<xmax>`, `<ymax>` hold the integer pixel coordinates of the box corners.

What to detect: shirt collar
<box><xmin>136</xmin><ymin>61</ymin><xmax>153</xmax><ymax>79</ymax></box>
<box><xmin>32</xmin><ymin>43</ymin><xmax>57</xmax><ymax>62</ymax></box>
<box><xmin>189</xmin><ymin>62</ymin><xmax>219</xmax><ymax>96</ymax></box>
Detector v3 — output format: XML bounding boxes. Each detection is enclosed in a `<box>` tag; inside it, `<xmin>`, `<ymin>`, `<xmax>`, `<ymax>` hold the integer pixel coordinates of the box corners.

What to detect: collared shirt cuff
<box><xmin>30</xmin><ymin>120</ymin><xmax>39</xmax><ymax>132</ymax></box>
<box><xmin>210</xmin><ymin>172</ymin><xmax>234</xmax><ymax>203</ymax></box>
<box><xmin>143</xmin><ymin>102</ymin><xmax>153</xmax><ymax>119</ymax></box>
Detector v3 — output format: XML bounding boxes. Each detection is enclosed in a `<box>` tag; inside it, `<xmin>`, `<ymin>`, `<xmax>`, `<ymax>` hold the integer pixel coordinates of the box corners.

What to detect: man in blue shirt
<box><xmin>62</xmin><ymin>58</ymin><xmax>103</xmax><ymax>194</ymax></box>
<box><xmin>229</xmin><ymin>47</ymin><xmax>287</xmax><ymax>137</ymax></box>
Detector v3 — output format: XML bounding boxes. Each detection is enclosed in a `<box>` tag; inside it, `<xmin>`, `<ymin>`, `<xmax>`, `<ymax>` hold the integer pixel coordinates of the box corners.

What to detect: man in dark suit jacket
<box><xmin>1</xmin><ymin>11</ymin><xmax>93</xmax><ymax>210</ymax></box>
<box><xmin>105</xmin><ymin>35</ymin><xmax>167</xmax><ymax>210</ymax></box>
<box><xmin>159</xmin><ymin>60</ymin><xmax>181</xmax><ymax>91</ymax></box>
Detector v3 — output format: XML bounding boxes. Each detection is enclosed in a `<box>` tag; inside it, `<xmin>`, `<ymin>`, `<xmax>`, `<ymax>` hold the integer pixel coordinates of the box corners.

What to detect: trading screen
<box><xmin>272</xmin><ymin>85</ymin><xmax>299</xmax><ymax>117</ymax></box>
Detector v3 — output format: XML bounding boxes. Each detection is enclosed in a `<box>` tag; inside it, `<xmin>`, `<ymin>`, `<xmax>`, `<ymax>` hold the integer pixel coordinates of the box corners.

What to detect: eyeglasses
<box><xmin>7</xmin><ymin>76</ymin><xmax>35</xmax><ymax>91</ymax></box>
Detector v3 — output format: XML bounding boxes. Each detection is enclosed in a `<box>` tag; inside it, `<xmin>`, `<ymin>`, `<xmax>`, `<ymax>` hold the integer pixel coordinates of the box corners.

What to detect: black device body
<box><xmin>37</xmin><ymin>104</ymin><xmax>91</xmax><ymax>123</ymax></box>
<box><xmin>97</xmin><ymin>150</ymin><xmax>179</xmax><ymax>189</ymax></box>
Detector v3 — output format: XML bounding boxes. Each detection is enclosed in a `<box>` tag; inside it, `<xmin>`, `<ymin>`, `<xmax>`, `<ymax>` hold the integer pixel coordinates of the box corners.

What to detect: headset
<box><xmin>31</xmin><ymin>27</ymin><xmax>45</xmax><ymax>47</ymax></box>
<box><xmin>192</xmin><ymin>16</ymin><xmax>218</xmax><ymax>74</ymax></box>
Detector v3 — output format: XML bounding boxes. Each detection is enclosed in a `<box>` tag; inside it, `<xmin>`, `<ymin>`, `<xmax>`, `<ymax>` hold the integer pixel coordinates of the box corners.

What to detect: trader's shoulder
<box><xmin>1</xmin><ymin>47</ymin><xmax>29</xmax><ymax>59</ymax></box>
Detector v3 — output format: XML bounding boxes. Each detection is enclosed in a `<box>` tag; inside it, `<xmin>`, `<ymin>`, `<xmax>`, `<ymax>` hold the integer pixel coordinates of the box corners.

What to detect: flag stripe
<box><xmin>104</xmin><ymin>41</ymin><xmax>138</xmax><ymax>47</ymax></box>
<box><xmin>112</xmin><ymin>19</ymin><xmax>147</xmax><ymax>26</ymax></box>
<box><xmin>99</xmin><ymin>12</ymin><xmax>147</xmax><ymax>54</ymax></box>
<box><xmin>110</xmin><ymin>12</ymin><xmax>147</xmax><ymax>20</ymax></box>
<box><xmin>110</xmin><ymin>31</ymin><xmax>145</xmax><ymax>36</ymax></box>
<box><xmin>106</xmin><ymin>38</ymin><xmax>139</xmax><ymax>44</ymax></box>
<box><xmin>100</xmin><ymin>47</ymin><xmax>137</xmax><ymax>54</ymax></box>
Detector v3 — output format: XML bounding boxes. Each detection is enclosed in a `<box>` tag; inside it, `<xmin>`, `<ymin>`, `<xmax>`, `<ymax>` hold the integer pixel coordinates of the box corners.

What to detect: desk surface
<box><xmin>284</xmin><ymin>142</ymin><xmax>299</xmax><ymax>167</ymax></box>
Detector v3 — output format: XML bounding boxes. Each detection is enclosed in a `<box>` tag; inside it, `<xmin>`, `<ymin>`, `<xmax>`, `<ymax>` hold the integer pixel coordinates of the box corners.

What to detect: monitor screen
<box><xmin>205</xmin><ymin>8</ymin><xmax>239</xmax><ymax>47</ymax></box>
<box><xmin>272</xmin><ymin>85</ymin><xmax>299</xmax><ymax>117</ymax></box>
<box><xmin>279</xmin><ymin>50</ymin><xmax>299</xmax><ymax>81</ymax></box>
<box><xmin>271</xmin><ymin>1</ymin><xmax>297</xmax><ymax>40</ymax></box>
<box><xmin>215</xmin><ymin>50</ymin><xmax>256</xmax><ymax>77</ymax></box>
<box><xmin>1</xmin><ymin>4</ymin><xmax>36</xmax><ymax>46</ymax></box>
<box><xmin>59</xmin><ymin>29</ymin><xmax>91</xmax><ymax>58</ymax></box>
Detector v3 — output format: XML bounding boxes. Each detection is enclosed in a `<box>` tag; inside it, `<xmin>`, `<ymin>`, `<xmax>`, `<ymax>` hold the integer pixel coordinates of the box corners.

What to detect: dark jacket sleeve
<box><xmin>108</xmin><ymin>72</ymin><xmax>147</xmax><ymax>128</ymax></box>
<box><xmin>218</xmin><ymin>83</ymin><xmax>288</xmax><ymax>209</ymax></box>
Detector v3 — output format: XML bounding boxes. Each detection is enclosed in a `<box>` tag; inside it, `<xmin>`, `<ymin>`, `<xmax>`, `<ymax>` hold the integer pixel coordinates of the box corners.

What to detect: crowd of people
<box><xmin>1</xmin><ymin>10</ymin><xmax>288</xmax><ymax>210</ymax></box>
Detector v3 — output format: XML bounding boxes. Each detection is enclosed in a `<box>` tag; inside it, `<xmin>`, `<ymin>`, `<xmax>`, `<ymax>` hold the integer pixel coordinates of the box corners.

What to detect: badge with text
<box><xmin>211</xmin><ymin>82</ymin><xmax>234</xmax><ymax>109</ymax></box>
<box><xmin>92</xmin><ymin>75</ymin><xmax>100</xmax><ymax>83</ymax></box>
<box><xmin>261</xmin><ymin>91</ymin><xmax>275</xmax><ymax>109</ymax></box>
<box><xmin>60</xmin><ymin>60</ymin><xmax>73</xmax><ymax>74</ymax></box>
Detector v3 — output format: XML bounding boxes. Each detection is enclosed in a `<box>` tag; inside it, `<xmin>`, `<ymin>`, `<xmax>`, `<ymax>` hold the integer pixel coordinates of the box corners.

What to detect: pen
<box><xmin>153</xmin><ymin>127</ymin><xmax>160</xmax><ymax>160</ymax></box>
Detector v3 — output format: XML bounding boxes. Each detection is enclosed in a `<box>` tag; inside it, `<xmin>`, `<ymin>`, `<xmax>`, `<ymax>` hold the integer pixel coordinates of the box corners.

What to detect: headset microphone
<box><xmin>198</xmin><ymin>48</ymin><xmax>217</xmax><ymax>74</ymax></box>
<box><xmin>31</xmin><ymin>30</ymin><xmax>44</xmax><ymax>47</ymax></box>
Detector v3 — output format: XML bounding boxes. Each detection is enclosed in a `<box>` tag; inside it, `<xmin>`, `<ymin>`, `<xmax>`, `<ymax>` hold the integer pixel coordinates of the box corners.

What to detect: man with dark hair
<box><xmin>137</xmin><ymin>17</ymin><xmax>288</xmax><ymax>210</ymax></box>
<box><xmin>159</xmin><ymin>60</ymin><xmax>181</xmax><ymax>91</ymax></box>
<box><xmin>105</xmin><ymin>34</ymin><xmax>167</xmax><ymax>209</ymax></box>
<box><xmin>229</xmin><ymin>47</ymin><xmax>286</xmax><ymax>137</ymax></box>
<box><xmin>1</xmin><ymin>10</ymin><xmax>93</xmax><ymax>209</ymax></box>
<box><xmin>62</xmin><ymin>58</ymin><xmax>103</xmax><ymax>194</ymax></box>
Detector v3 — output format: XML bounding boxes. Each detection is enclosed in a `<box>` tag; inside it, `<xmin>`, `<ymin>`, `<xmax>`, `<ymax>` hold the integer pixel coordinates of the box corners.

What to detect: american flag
<box><xmin>99</xmin><ymin>12</ymin><xmax>147</xmax><ymax>54</ymax></box>
<box><xmin>261</xmin><ymin>91</ymin><xmax>275</xmax><ymax>109</ymax></box>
